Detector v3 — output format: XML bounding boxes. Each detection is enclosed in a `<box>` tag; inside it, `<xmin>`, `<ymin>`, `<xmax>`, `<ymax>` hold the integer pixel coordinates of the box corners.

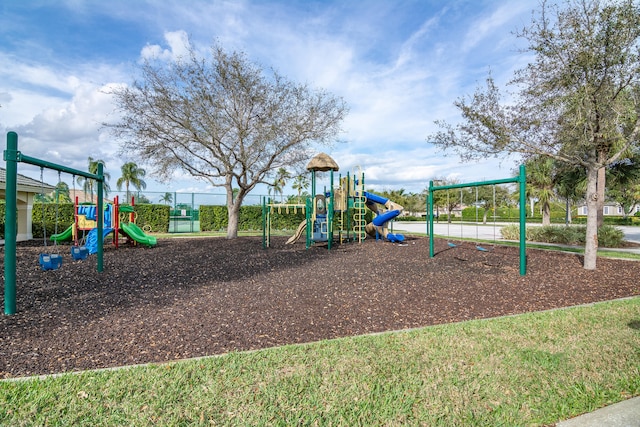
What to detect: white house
<box><xmin>577</xmin><ymin>203</ymin><xmax>640</xmax><ymax>217</ymax></box>
<box><xmin>0</xmin><ymin>167</ymin><xmax>55</xmax><ymax>242</ymax></box>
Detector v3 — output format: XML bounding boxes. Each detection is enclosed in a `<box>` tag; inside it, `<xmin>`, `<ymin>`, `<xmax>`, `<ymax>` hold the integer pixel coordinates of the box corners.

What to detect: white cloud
<box><xmin>140</xmin><ymin>30</ymin><xmax>192</xmax><ymax>62</ymax></box>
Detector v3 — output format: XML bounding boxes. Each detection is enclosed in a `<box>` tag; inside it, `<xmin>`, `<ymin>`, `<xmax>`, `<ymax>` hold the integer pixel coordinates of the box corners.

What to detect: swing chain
<box><xmin>40</xmin><ymin>167</ymin><xmax>47</xmax><ymax>248</ymax></box>
<box><xmin>52</xmin><ymin>171</ymin><xmax>61</xmax><ymax>254</ymax></box>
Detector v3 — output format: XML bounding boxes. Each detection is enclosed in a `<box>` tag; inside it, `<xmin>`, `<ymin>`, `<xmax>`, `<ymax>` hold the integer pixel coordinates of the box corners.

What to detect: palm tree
<box><xmin>117</xmin><ymin>162</ymin><xmax>147</xmax><ymax>203</ymax></box>
<box><xmin>291</xmin><ymin>174</ymin><xmax>309</xmax><ymax>203</ymax></box>
<box><xmin>273</xmin><ymin>167</ymin><xmax>291</xmax><ymax>203</ymax></box>
<box><xmin>53</xmin><ymin>181</ymin><xmax>71</xmax><ymax>203</ymax></box>
<box><xmin>159</xmin><ymin>192</ymin><xmax>173</xmax><ymax>205</ymax></box>
<box><xmin>77</xmin><ymin>157</ymin><xmax>111</xmax><ymax>202</ymax></box>
<box><xmin>554</xmin><ymin>163</ymin><xmax>586</xmax><ymax>224</ymax></box>
<box><xmin>526</xmin><ymin>156</ymin><xmax>555</xmax><ymax>226</ymax></box>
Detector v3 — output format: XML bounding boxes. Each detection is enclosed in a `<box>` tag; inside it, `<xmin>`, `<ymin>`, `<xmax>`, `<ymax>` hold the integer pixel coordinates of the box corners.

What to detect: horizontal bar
<box><xmin>430</xmin><ymin>176</ymin><xmax>519</xmax><ymax>191</ymax></box>
<box><xmin>17</xmin><ymin>152</ymin><xmax>103</xmax><ymax>181</ymax></box>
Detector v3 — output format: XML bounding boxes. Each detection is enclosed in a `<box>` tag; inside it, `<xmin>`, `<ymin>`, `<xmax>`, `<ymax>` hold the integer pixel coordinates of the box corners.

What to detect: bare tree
<box><xmin>106</xmin><ymin>41</ymin><xmax>347</xmax><ymax>238</ymax></box>
<box><xmin>429</xmin><ymin>0</ymin><xmax>640</xmax><ymax>269</ymax></box>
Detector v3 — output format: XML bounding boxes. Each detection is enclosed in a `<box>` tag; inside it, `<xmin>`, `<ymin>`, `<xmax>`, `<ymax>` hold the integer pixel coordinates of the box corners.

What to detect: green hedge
<box><xmin>571</xmin><ymin>216</ymin><xmax>638</xmax><ymax>225</ymax></box>
<box><xmin>32</xmin><ymin>203</ymin><xmax>75</xmax><ymax>239</ymax></box>
<box><xmin>500</xmin><ymin>224</ymin><xmax>625</xmax><ymax>247</ymax></box>
<box><xmin>29</xmin><ymin>203</ymin><xmax>169</xmax><ymax>238</ymax></box>
<box><xmin>132</xmin><ymin>204</ymin><xmax>170</xmax><ymax>233</ymax></box>
<box><xmin>200</xmin><ymin>205</ymin><xmax>306</xmax><ymax>232</ymax></box>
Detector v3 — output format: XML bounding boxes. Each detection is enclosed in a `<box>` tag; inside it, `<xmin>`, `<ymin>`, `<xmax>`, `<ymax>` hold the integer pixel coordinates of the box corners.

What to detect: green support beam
<box><xmin>4</xmin><ymin>132</ymin><xmax>18</xmax><ymax>315</ymax></box>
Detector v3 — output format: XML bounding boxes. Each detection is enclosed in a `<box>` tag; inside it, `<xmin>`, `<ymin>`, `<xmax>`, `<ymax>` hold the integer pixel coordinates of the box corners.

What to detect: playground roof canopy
<box><xmin>306</xmin><ymin>153</ymin><xmax>339</xmax><ymax>172</ymax></box>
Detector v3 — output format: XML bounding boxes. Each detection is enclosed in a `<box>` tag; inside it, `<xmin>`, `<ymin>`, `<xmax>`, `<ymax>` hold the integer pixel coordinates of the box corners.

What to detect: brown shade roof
<box><xmin>306</xmin><ymin>153</ymin><xmax>339</xmax><ymax>172</ymax></box>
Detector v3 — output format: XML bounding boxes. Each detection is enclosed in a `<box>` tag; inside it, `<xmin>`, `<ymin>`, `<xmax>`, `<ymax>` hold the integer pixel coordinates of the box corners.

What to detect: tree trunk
<box><xmin>596</xmin><ymin>166</ymin><xmax>605</xmax><ymax>228</ymax></box>
<box><xmin>584</xmin><ymin>166</ymin><xmax>599</xmax><ymax>270</ymax></box>
<box><xmin>529</xmin><ymin>197</ymin><xmax>535</xmax><ymax>217</ymax></box>
<box><xmin>225</xmin><ymin>179</ymin><xmax>240</xmax><ymax>239</ymax></box>
<box><xmin>226</xmin><ymin>202</ymin><xmax>240</xmax><ymax>239</ymax></box>
<box><xmin>542</xmin><ymin>201</ymin><xmax>551</xmax><ymax>226</ymax></box>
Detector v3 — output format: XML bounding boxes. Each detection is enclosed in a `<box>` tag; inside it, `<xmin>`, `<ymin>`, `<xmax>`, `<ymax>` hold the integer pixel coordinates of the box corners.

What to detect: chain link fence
<box><xmin>113</xmin><ymin>191</ymin><xmax>267</xmax><ymax>233</ymax></box>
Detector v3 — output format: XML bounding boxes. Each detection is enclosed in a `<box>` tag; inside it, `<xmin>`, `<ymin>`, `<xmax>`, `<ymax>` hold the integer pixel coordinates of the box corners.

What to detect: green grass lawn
<box><xmin>2</xmin><ymin>298</ymin><xmax>639</xmax><ymax>426</ymax></box>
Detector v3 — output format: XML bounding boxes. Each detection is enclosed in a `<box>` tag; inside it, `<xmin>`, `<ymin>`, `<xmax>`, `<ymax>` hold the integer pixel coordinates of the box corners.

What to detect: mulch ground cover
<box><xmin>1</xmin><ymin>235</ymin><xmax>639</xmax><ymax>379</ymax></box>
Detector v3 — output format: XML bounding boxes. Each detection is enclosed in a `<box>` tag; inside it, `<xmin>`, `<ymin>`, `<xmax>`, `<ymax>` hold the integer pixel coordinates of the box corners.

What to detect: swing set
<box><xmin>3</xmin><ymin>131</ymin><xmax>107</xmax><ymax>315</ymax></box>
<box><xmin>427</xmin><ymin>164</ymin><xmax>527</xmax><ymax>276</ymax></box>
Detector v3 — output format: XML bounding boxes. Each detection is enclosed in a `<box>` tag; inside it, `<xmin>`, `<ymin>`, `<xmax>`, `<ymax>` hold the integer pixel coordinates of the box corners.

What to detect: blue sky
<box><xmin>0</xmin><ymin>0</ymin><xmax>540</xmax><ymax>200</ymax></box>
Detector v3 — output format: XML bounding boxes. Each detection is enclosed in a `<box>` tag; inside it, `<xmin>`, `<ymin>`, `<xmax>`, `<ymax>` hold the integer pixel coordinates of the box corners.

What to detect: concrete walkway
<box><xmin>393</xmin><ymin>221</ymin><xmax>640</xmax><ymax>255</ymax></box>
<box><xmin>556</xmin><ymin>396</ymin><xmax>640</xmax><ymax>427</ymax></box>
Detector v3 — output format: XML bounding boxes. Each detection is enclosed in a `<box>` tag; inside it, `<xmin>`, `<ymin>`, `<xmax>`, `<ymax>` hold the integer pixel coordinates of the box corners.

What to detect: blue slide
<box><xmin>85</xmin><ymin>227</ymin><xmax>114</xmax><ymax>254</ymax></box>
<box><xmin>363</xmin><ymin>191</ymin><xmax>405</xmax><ymax>243</ymax></box>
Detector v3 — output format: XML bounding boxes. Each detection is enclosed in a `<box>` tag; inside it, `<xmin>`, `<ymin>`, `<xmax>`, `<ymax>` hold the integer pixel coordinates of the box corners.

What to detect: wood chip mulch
<box><xmin>1</xmin><ymin>235</ymin><xmax>638</xmax><ymax>379</ymax></box>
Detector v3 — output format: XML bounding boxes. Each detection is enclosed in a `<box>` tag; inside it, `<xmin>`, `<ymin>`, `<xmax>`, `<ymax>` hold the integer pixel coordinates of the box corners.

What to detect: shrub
<box><xmin>500</xmin><ymin>224</ymin><xmax>625</xmax><ymax>247</ymax></box>
<box><xmin>133</xmin><ymin>204</ymin><xmax>170</xmax><ymax>233</ymax></box>
<box><xmin>32</xmin><ymin>203</ymin><xmax>74</xmax><ymax>238</ymax></box>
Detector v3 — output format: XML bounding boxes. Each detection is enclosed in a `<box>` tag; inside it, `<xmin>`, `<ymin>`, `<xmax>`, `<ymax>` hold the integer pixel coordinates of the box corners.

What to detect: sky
<box><xmin>0</xmin><ymin>0</ymin><xmax>541</xmax><ymax>201</ymax></box>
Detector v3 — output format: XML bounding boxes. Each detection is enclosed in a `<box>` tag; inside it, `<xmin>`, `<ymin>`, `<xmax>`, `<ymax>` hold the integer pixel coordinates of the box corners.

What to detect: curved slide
<box><xmin>363</xmin><ymin>191</ymin><xmax>405</xmax><ymax>243</ymax></box>
<box><xmin>120</xmin><ymin>222</ymin><xmax>157</xmax><ymax>247</ymax></box>
<box><xmin>85</xmin><ymin>227</ymin><xmax>115</xmax><ymax>254</ymax></box>
<box><xmin>286</xmin><ymin>219</ymin><xmax>307</xmax><ymax>244</ymax></box>
<box><xmin>50</xmin><ymin>225</ymin><xmax>74</xmax><ymax>243</ymax></box>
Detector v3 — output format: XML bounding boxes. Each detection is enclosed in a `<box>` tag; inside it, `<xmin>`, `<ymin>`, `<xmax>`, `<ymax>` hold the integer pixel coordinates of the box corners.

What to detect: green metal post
<box><xmin>328</xmin><ymin>169</ymin><xmax>333</xmax><ymax>250</ymax></box>
<box><xmin>191</xmin><ymin>192</ymin><xmax>195</xmax><ymax>232</ymax></box>
<box><xmin>262</xmin><ymin>197</ymin><xmax>266</xmax><ymax>249</ymax></box>
<box><xmin>97</xmin><ymin>162</ymin><xmax>104</xmax><ymax>272</ymax></box>
<box><xmin>428</xmin><ymin>180</ymin><xmax>434</xmax><ymax>258</ymax></box>
<box><xmin>4</xmin><ymin>132</ymin><xmax>18</xmax><ymax>314</ymax></box>
<box><xmin>519</xmin><ymin>164</ymin><xmax>527</xmax><ymax>276</ymax></box>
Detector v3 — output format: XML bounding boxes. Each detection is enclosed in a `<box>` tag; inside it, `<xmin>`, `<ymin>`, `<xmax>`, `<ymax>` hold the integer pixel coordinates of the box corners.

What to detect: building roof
<box><xmin>0</xmin><ymin>167</ymin><xmax>55</xmax><ymax>193</ymax></box>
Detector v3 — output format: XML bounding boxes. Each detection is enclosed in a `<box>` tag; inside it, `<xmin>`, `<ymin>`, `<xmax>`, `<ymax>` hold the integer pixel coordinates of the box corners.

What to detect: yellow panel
<box><xmin>77</xmin><ymin>215</ymin><xmax>96</xmax><ymax>229</ymax></box>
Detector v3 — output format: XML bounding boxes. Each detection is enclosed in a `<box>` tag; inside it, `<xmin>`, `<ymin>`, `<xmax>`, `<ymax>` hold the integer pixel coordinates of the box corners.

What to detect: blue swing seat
<box><xmin>39</xmin><ymin>253</ymin><xmax>63</xmax><ymax>271</ymax></box>
<box><xmin>447</xmin><ymin>242</ymin><xmax>457</xmax><ymax>248</ymax></box>
<box><xmin>71</xmin><ymin>246</ymin><xmax>89</xmax><ymax>260</ymax></box>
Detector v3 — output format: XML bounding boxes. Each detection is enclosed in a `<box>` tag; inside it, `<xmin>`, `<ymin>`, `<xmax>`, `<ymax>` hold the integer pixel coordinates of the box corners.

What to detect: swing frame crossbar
<box><xmin>427</xmin><ymin>164</ymin><xmax>527</xmax><ymax>276</ymax></box>
<box><xmin>3</xmin><ymin>131</ymin><xmax>106</xmax><ymax>315</ymax></box>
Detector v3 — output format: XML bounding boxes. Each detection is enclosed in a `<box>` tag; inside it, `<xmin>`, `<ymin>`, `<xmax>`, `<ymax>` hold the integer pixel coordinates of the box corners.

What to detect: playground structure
<box><xmin>427</xmin><ymin>164</ymin><xmax>528</xmax><ymax>276</ymax></box>
<box><xmin>262</xmin><ymin>153</ymin><xmax>405</xmax><ymax>249</ymax></box>
<box><xmin>50</xmin><ymin>196</ymin><xmax>157</xmax><ymax>255</ymax></box>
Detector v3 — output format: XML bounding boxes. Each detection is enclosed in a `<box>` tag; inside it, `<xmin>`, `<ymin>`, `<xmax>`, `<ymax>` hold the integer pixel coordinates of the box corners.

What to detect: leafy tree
<box><xmin>133</xmin><ymin>193</ymin><xmax>151</xmax><ymax>204</ymax></box>
<box><xmin>429</xmin><ymin>0</ymin><xmax>640</xmax><ymax>270</ymax></box>
<box><xmin>429</xmin><ymin>178</ymin><xmax>462</xmax><ymax>223</ymax></box>
<box><xmin>404</xmin><ymin>192</ymin><xmax>426</xmax><ymax>217</ymax></box>
<box><xmin>117</xmin><ymin>162</ymin><xmax>147</xmax><ymax>203</ymax></box>
<box><xmin>76</xmin><ymin>157</ymin><xmax>111</xmax><ymax>201</ymax></box>
<box><xmin>107</xmin><ymin>41</ymin><xmax>347</xmax><ymax>238</ymax></box>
